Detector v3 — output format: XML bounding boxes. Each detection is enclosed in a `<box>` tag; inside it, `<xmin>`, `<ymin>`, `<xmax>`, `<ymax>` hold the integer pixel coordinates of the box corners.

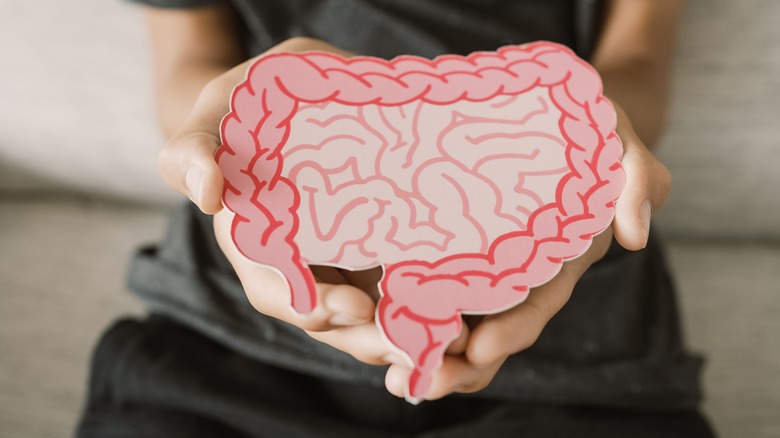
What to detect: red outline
<box><xmin>216</xmin><ymin>41</ymin><xmax>624</xmax><ymax>400</ymax></box>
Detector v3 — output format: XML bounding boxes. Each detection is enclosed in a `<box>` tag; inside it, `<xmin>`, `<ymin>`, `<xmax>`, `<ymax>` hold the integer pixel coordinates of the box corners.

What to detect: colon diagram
<box><xmin>216</xmin><ymin>43</ymin><xmax>624</xmax><ymax>402</ymax></box>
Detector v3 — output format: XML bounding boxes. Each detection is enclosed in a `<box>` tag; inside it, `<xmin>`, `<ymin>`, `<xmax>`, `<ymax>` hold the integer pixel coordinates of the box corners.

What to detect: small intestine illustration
<box><xmin>216</xmin><ymin>42</ymin><xmax>625</xmax><ymax>402</ymax></box>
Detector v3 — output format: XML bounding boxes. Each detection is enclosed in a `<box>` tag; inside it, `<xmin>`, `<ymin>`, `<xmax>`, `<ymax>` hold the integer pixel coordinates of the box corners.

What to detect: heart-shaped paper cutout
<box><xmin>216</xmin><ymin>42</ymin><xmax>624</xmax><ymax>402</ymax></box>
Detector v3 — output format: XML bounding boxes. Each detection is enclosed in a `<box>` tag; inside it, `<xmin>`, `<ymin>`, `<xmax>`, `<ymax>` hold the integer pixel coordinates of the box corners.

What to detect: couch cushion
<box><xmin>654</xmin><ymin>0</ymin><xmax>780</xmax><ymax>239</ymax></box>
<box><xmin>0</xmin><ymin>0</ymin><xmax>175</xmax><ymax>204</ymax></box>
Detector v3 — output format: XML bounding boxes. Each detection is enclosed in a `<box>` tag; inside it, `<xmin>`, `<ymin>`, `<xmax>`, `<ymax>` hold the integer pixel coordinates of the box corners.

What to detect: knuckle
<box><xmin>200</xmin><ymin>76</ymin><xmax>228</xmax><ymax>102</ymax></box>
<box><xmin>157</xmin><ymin>141</ymin><xmax>178</xmax><ymax>170</ymax></box>
<box><xmin>522</xmin><ymin>326</ymin><xmax>543</xmax><ymax>351</ymax></box>
<box><xmin>516</xmin><ymin>336</ymin><xmax>536</xmax><ymax>354</ymax></box>
<box><xmin>659</xmin><ymin>164</ymin><xmax>673</xmax><ymax>191</ymax></box>
<box><xmin>526</xmin><ymin>299</ymin><xmax>549</xmax><ymax>327</ymax></box>
<box><xmin>516</xmin><ymin>311</ymin><xmax>545</xmax><ymax>351</ymax></box>
<box><xmin>460</xmin><ymin>378</ymin><xmax>490</xmax><ymax>394</ymax></box>
<box><xmin>629</xmin><ymin>162</ymin><xmax>650</xmax><ymax>187</ymax></box>
<box><xmin>651</xmin><ymin>162</ymin><xmax>672</xmax><ymax>210</ymax></box>
<box><xmin>473</xmin><ymin>345</ymin><xmax>506</xmax><ymax>367</ymax></box>
<box><xmin>156</xmin><ymin>137</ymin><xmax>186</xmax><ymax>173</ymax></box>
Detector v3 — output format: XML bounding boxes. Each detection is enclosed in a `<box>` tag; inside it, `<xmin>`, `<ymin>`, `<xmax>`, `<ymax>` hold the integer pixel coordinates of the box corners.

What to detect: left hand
<box><xmin>384</xmin><ymin>102</ymin><xmax>672</xmax><ymax>400</ymax></box>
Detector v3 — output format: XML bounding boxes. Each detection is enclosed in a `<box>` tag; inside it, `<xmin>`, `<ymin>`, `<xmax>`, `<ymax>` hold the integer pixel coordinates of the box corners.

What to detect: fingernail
<box><xmin>185</xmin><ymin>167</ymin><xmax>204</xmax><ymax>206</ymax></box>
<box><xmin>639</xmin><ymin>200</ymin><xmax>652</xmax><ymax>246</ymax></box>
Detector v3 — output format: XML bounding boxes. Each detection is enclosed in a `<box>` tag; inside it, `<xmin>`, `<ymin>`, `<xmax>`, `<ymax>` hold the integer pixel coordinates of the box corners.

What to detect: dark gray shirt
<box><xmin>127</xmin><ymin>0</ymin><xmax>703</xmax><ymax>410</ymax></box>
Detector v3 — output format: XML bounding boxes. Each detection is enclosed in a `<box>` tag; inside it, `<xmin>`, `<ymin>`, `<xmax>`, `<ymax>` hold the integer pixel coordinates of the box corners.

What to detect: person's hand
<box><xmin>214</xmin><ymin>208</ymin><xmax>471</xmax><ymax>366</ymax></box>
<box><xmin>158</xmin><ymin>37</ymin><xmax>358</xmax><ymax>215</ymax></box>
<box><xmin>214</xmin><ymin>209</ymin><xmax>412</xmax><ymax>365</ymax></box>
<box><xmin>159</xmin><ymin>37</ymin><xmax>414</xmax><ymax>367</ymax></box>
<box><xmin>384</xmin><ymin>102</ymin><xmax>672</xmax><ymax>400</ymax></box>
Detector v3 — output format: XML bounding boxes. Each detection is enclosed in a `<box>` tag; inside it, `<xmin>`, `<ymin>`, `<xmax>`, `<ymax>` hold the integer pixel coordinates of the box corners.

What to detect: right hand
<box><xmin>158</xmin><ymin>37</ymin><xmax>432</xmax><ymax>367</ymax></box>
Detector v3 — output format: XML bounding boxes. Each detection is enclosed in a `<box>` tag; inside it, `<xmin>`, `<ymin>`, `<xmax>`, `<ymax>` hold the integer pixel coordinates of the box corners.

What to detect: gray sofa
<box><xmin>1</xmin><ymin>0</ymin><xmax>778</xmax><ymax>436</ymax></box>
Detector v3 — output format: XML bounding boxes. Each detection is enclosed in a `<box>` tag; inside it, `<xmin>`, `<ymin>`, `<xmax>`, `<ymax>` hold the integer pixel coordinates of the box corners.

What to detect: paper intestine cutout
<box><xmin>216</xmin><ymin>42</ymin><xmax>625</xmax><ymax>403</ymax></box>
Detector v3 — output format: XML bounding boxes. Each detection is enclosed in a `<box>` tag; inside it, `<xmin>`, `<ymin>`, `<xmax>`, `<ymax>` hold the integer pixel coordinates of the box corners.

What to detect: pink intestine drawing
<box><xmin>216</xmin><ymin>42</ymin><xmax>625</xmax><ymax>402</ymax></box>
<box><xmin>285</xmin><ymin>90</ymin><xmax>568</xmax><ymax>266</ymax></box>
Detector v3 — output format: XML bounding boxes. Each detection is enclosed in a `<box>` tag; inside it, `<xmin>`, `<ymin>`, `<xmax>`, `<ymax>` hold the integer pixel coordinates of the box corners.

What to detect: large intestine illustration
<box><xmin>216</xmin><ymin>42</ymin><xmax>625</xmax><ymax>402</ymax></box>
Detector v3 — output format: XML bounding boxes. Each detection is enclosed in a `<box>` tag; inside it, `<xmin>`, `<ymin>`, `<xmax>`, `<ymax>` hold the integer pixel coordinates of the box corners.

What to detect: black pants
<box><xmin>76</xmin><ymin>316</ymin><xmax>714</xmax><ymax>438</ymax></box>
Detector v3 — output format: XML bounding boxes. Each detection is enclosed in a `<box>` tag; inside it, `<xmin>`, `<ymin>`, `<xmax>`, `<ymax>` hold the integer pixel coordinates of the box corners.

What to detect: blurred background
<box><xmin>1</xmin><ymin>0</ymin><xmax>779</xmax><ymax>436</ymax></box>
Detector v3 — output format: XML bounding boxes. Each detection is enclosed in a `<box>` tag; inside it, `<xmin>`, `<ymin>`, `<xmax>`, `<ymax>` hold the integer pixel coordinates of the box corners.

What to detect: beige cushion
<box><xmin>0</xmin><ymin>0</ymin><xmax>175</xmax><ymax>204</ymax></box>
<box><xmin>655</xmin><ymin>0</ymin><xmax>780</xmax><ymax>239</ymax></box>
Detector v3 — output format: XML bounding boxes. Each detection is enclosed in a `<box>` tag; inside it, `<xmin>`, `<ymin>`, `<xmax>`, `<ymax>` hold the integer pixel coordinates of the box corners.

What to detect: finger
<box><xmin>465</xmin><ymin>261</ymin><xmax>582</xmax><ymax>366</ymax></box>
<box><xmin>214</xmin><ymin>210</ymin><xmax>375</xmax><ymax>331</ymax></box>
<box><xmin>306</xmin><ymin>323</ymin><xmax>407</xmax><ymax>366</ymax></box>
<box><xmin>158</xmin><ymin>65</ymin><xmax>244</xmax><ymax>214</ymax></box>
<box><xmin>612</xmin><ymin>106</ymin><xmax>672</xmax><ymax>250</ymax></box>
<box><xmin>249</xmin><ymin>270</ymin><xmax>375</xmax><ymax>332</ymax></box>
<box><xmin>159</xmin><ymin>130</ymin><xmax>225</xmax><ymax>214</ymax></box>
<box><xmin>426</xmin><ymin>357</ymin><xmax>504</xmax><ymax>399</ymax></box>
<box><xmin>446</xmin><ymin>319</ymin><xmax>470</xmax><ymax>355</ymax></box>
<box><xmin>385</xmin><ymin>364</ymin><xmax>411</xmax><ymax>398</ymax></box>
<box><xmin>385</xmin><ymin>356</ymin><xmax>504</xmax><ymax>401</ymax></box>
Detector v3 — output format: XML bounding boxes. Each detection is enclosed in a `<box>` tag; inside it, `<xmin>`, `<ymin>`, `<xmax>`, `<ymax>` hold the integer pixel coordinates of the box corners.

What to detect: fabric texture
<box><xmin>128</xmin><ymin>0</ymin><xmax>591</xmax><ymax>58</ymax></box>
<box><xmin>77</xmin><ymin>0</ymin><xmax>711</xmax><ymax>435</ymax></box>
<box><xmin>76</xmin><ymin>316</ymin><xmax>714</xmax><ymax>438</ymax></box>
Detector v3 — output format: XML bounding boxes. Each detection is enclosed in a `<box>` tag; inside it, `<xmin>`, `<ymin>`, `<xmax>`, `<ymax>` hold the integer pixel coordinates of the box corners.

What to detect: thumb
<box><xmin>612</xmin><ymin>109</ymin><xmax>672</xmax><ymax>251</ymax></box>
<box><xmin>158</xmin><ymin>72</ymin><xmax>239</xmax><ymax>215</ymax></box>
<box><xmin>158</xmin><ymin>130</ymin><xmax>225</xmax><ymax>214</ymax></box>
